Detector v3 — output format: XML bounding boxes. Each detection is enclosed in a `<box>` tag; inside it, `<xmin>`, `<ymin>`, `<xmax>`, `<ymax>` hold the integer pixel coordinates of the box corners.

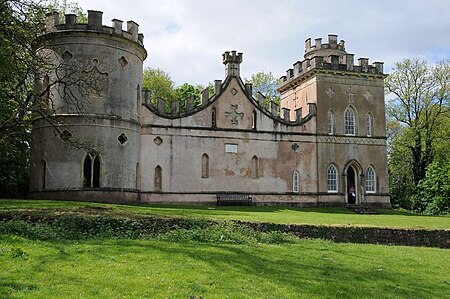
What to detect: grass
<box><xmin>1</xmin><ymin>199</ymin><xmax>449</xmax><ymax>298</ymax></box>
<box><xmin>1</xmin><ymin>234</ymin><xmax>449</xmax><ymax>298</ymax></box>
<box><xmin>1</xmin><ymin>199</ymin><xmax>449</xmax><ymax>230</ymax></box>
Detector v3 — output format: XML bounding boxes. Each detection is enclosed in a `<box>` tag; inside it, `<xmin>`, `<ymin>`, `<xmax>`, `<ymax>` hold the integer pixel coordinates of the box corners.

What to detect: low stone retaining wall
<box><xmin>0</xmin><ymin>210</ymin><xmax>448</xmax><ymax>248</ymax></box>
<box><xmin>237</xmin><ymin>221</ymin><xmax>449</xmax><ymax>249</ymax></box>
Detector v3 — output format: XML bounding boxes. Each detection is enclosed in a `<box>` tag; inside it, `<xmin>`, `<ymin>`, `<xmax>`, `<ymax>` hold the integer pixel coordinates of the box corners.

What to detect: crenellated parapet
<box><xmin>304</xmin><ymin>34</ymin><xmax>346</xmax><ymax>60</ymax></box>
<box><xmin>142</xmin><ymin>85</ymin><xmax>214</xmax><ymax>117</ymax></box>
<box><xmin>279</xmin><ymin>34</ymin><xmax>384</xmax><ymax>92</ymax></box>
<box><xmin>223</xmin><ymin>50</ymin><xmax>243</xmax><ymax>77</ymax></box>
<box><xmin>42</xmin><ymin>10</ymin><xmax>144</xmax><ymax>47</ymax></box>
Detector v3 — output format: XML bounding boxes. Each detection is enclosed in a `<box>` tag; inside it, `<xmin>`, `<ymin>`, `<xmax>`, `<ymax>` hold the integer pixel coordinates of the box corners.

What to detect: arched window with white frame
<box><xmin>327</xmin><ymin>164</ymin><xmax>338</xmax><ymax>192</ymax></box>
<box><xmin>344</xmin><ymin>106</ymin><xmax>356</xmax><ymax>135</ymax></box>
<box><xmin>365</xmin><ymin>165</ymin><xmax>376</xmax><ymax>193</ymax></box>
<box><xmin>327</xmin><ymin>110</ymin><xmax>335</xmax><ymax>135</ymax></box>
<box><xmin>293</xmin><ymin>171</ymin><xmax>299</xmax><ymax>193</ymax></box>
<box><xmin>366</xmin><ymin>113</ymin><xmax>373</xmax><ymax>137</ymax></box>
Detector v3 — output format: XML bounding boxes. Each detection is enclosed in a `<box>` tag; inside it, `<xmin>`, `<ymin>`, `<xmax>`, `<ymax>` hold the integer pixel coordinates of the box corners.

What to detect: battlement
<box><xmin>279</xmin><ymin>35</ymin><xmax>384</xmax><ymax>91</ymax></box>
<box><xmin>304</xmin><ymin>34</ymin><xmax>346</xmax><ymax>59</ymax></box>
<box><xmin>42</xmin><ymin>10</ymin><xmax>145</xmax><ymax>47</ymax></box>
<box><xmin>223</xmin><ymin>50</ymin><xmax>243</xmax><ymax>77</ymax></box>
<box><xmin>142</xmin><ymin>85</ymin><xmax>214</xmax><ymax>117</ymax></box>
<box><xmin>223</xmin><ymin>51</ymin><xmax>243</xmax><ymax>64</ymax></box>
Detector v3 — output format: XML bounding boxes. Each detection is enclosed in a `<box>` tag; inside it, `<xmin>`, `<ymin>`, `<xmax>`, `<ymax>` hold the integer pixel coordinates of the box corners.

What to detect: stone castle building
<box><xmin>30</xmin><ymin>10</ymin><xmax>390</xmax><ymax>207</ymax></box>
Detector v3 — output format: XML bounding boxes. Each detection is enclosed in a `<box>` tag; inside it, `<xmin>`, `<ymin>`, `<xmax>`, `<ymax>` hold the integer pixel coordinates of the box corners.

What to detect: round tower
<box><xmin>30</xmin><ymin>10</ymin><xmax>147</xmax><ymax>202</ymax></box>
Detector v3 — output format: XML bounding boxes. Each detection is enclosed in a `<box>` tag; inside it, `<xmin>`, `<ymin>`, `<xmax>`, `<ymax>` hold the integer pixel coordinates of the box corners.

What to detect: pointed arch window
<box><xmin>154</xmin><ymin>165</ymin><xmax>162</xmax><ymax>191</ymax></box>
<box><xmin>327</xmin><ymin>164</ymin><xmax>338</xmax><ymax>192</ymax></box>
<box><xmin>202</xmin><ymin>154</ymin><xmax>209</xmax><ymax>178</ymax></box>
<box><xmin>365</xmin><ymin>165</ymin><xmax>376</xmax><ymax>193</ymax></box>
<box><xmin>344</xmin><ymin>106</ymin><xmax>356</xmax><ymax>135</ymax></box>
<box><xmin>252</xmin><ymin>110</ymin><xmax>257</xmax><ymax>130</ymax></box>
<box><xmin>83</xmin><ymin>153</ymin><xmax>101</xmax><ymax>188</ymax></box>
<box><xmin>293</xmin><ymin>171</ymin><xmax>299</xmax><ymax>193</ymax></box>
<box><xmin>252</xmin><ymin>156</ymin><xmax>259</xmax><ymax>178</ymax></box>
<box><xmin>327</xmin><ymin>110</ymin><xmax>335</xmax><ymax>135</ymax></box>
<box><xmin>366</xmin><ymin>113</ymin><xmax>373</xmax><ymax>137</ymax></box>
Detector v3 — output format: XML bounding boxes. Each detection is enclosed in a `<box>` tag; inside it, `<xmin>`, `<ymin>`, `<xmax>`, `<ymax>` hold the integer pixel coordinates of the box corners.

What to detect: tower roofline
<box><xmin>279</xmin><ymin>35</ymin><xmax>384</xmax><ymax>92</ymax></box>
<box><xmin>42</xmin><ymin>10</ymin><xmax>146</xmax><ymax>53</ymax></box>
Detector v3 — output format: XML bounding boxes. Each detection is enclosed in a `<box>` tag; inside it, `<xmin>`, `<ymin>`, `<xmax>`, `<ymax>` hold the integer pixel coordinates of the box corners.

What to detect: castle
<box><xmin>30</xmin><ymin>10</ymin><xmax>390</xmax><ymax>207</ymax></box>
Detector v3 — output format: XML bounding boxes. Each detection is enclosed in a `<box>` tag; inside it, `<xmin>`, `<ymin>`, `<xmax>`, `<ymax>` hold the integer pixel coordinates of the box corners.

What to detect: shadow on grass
<box><xmin>23</xmin><ymin>238</ymin><xmax>449</xmax><ymax>298</ymax></box>
<box><xmin>1</xmin><ymin>198</ymin><xmax>428</xmax><ymax>217</ymax></box>
<box><xmin>128</xmin><ymin>203</ymin><xmax>359</xmax><ymax>215</ymax></box>
<box><xmin>0</xmin><ymin>281</ymin><xmax>37</xmax><ymax>299</ymax></box>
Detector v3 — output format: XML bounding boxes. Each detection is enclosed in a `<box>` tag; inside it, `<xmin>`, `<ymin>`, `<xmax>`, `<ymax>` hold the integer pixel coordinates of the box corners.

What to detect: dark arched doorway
<box><xmin>346</xmin><ymin>165</ymin><xmax>357</xmax><ymax>204</ymax></box>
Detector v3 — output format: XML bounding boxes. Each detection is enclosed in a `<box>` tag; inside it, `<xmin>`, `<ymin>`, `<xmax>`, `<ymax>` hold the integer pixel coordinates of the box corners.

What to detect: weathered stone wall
<box><xmin>30</xmin><ymin>18</ymin><xmax>390</xmax><ymax>208</ymax></box>
<box><xmin>1</xmin><ymin>210</ymin><xmax>446</xmax><ymax>248</ymax></box>
<box><xmin>139</xmin><ymin>77</ymin><xmax>319</xmax><ymax>202</ymax></box>
<box><xmin>239</xmin><ymin>221</ymin><xmax>449</xmax><ymax>248</ymax></box>
<box><xmin>30</xmin><ymin>11</ymin><xmax>146</xmax><ymax>193</ymax></box>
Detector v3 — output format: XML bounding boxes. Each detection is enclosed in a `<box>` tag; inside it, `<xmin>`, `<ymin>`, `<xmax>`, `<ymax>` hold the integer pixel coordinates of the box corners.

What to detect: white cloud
<box><xmin>72</xmin><ymin>0</ymin><xmax>450</xmax><ymax>85</ymax></box>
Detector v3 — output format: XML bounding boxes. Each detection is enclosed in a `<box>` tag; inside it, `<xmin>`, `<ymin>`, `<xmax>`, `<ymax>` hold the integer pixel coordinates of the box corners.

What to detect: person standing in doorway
<box><xmin>348</xmin><ymin>185</ymin><xmax>356</xmax><ymax>204</ymax></box>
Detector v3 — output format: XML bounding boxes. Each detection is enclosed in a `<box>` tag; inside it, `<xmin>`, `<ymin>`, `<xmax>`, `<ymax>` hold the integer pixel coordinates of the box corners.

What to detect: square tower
<box><xmin>279</xmin><ymin>34</ymin><xmax>390</xmax><ymax>207</ymax></box>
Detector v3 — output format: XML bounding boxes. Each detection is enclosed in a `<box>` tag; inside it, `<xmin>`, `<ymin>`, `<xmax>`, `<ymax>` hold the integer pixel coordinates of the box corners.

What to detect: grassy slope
<box><xmin>1</xmin><ymin>199</ymin><xmax>449</xmax><ymax>230</ymax></box>
<box><xmin>1</xmin><ymin>235</ymin><xmax>450</xmax><ymax>298</ymax></box>
<box><xmin>1</xmin><ymin>199</ymin><xmax>449</xmax><ymax>298</ymax></box>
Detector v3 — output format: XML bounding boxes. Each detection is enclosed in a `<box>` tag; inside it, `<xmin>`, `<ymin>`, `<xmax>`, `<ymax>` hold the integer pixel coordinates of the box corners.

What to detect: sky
<box><xmin>72</xmin><ymin>0</ymin><xmax>450</xmax><ymax>86</ymax></box>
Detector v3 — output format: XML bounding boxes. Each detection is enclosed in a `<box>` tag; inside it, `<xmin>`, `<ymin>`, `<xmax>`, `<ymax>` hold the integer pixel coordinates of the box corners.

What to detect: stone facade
<box><xmin>30</xmin><ymin>12</ymin><xmax>390</xmax><ymax>207</ymax></box>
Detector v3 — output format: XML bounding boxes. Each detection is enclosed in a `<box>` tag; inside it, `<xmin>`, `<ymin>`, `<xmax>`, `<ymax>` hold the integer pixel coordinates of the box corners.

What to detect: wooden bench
<box><xmin>216</xmin><ymin>194</ymin><xmax>252</xmax><ymax>206</ymax></box>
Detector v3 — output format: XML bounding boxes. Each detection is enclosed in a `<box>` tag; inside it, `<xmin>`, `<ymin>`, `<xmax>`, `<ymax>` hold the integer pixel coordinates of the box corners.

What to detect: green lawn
<box><xmin>1</xmin><ymin>199</ymin><xmax>449</xmax><ymax>298</ymax></box>
<box><xmin>1</xmin><ymin>234</ymin><xmax>449</xmax><ymax>298</ymax></box>
<box><xmin>1</xmin><ymin>199</ymin><xmax>449</xmax><ymax>230</ymax></box>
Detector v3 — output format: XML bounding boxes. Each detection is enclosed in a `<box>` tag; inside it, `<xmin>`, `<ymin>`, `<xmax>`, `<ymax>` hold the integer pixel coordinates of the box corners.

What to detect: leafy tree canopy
<box><xmin>386</xmin><ymin>58</ymin><xmax>449</xmax><ymax>214</ymax></box>
<box><xmin>0</xmin><ymin>0</ymin><xmax>88</xmax><ymax>196</ymax></box>
<box><xmin>245</xmin><ymin>71</ymin><xmax>280</xmax><ymax>107</ymax></box>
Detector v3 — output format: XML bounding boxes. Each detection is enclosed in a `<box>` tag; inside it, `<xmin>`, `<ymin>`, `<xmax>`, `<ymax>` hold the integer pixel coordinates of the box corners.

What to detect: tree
<box><xmin>174</xmin><ymin>83</ymin><xmax>202</xmax><ymax>110</ymax></box>
<box><xmin>412</xmin><ymin>160</ymin><xmax>450</xmax><ymax>215</ymax></box>
<box><xmin>49</xmin><ymin>0</ymin><xmax>87</xmax><ymax>22</ymax></box>
<box><xmin>245</xmin><ymin>71</ymin><xmax>280</xmax><ymax>108</ymax></box>
<box><xmin>0</xmin><ymin>0</ymin><xmax>47</xmax><ymax>196</ymax></box>
<box><xmin>142</xmin><ymin>67</ymin><xmax>176</xmax><ymax>110</ymax></box>
<box><xmin>0</xmin><ymin>0</ymin><xmax>90</xmax><ymax>196</ymax></box>
<box><xmin>386</xmin><ymin>58</ymin><xmax>449</xmax><ymax>186</ymax></box>
<box><xmin>386</xmin><ymin>58</ymin><xmax>450</xmax><ymax>212</ymax></box>
<box><xmin>142</xmin><ymin>68</ymin><xmax>212</xmax><ymax>113</ymax></box>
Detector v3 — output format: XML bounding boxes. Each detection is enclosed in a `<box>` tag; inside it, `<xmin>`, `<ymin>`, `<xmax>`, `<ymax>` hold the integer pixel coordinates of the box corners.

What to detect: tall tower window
<box><xmin>136</xmin><ymin>84</ymin><xmax>141</xmax><ymax>110</ymax></box>
<box><xmin>201</xmin><ymin>154</ymin><xmax>209</xmax><ymax>178</ymax></box>
<box><xmin>41</xmin><ymin>160</ymin><xmax>46</xmax><ymax>190</ymax></box>
<box><xmin>366</xmin><ymin>113</ymin><xmax>373</xmax><ymax>137</ymax></box>
<box><xmin>344</xmin><ymin>106</ymin><xmax>356</xmax><ymax>135</ymax></box>
<box><xmin>365</xmin><ymin>165</ymin><xmax>376</xmax><ymax>193</ymax></box>
<box><xmin>252</xmin><ymin>110</ymin><xmax>257</xmax><ymax>130</ymax></box>
<box><xmin>211</xmin><ymin>107</ymin><xmax>217</xmax><ymax>128</ymax></box>
<box><xmin>136</xmin><ymin>162</ymin><xmax>141</xmax><ymax>190</ymax></box>
<box><xmin>83</xmin><ymin>153</ymin><xmax>101</xmax><ymax>188</ymax></box>
<box><xmin>327</xmin><ymin>110</ymin><xmax>335</xmax><ymax>135</ymax></box>
<box><xmin>252</xmin><ymin>156</ymin><xmax>259</xmax><ymax>178</ymax></box>
<box><xmin>154</xmin><ymin>165</ymin><xmax>162</xmax><ymax>191</ymax></box>
<box><xmin>293</xmin><ymin>171</ymin><xmax>299</xmax><ymax>192</ymax></box>
<box><xmin>327</xmin><ymin>164</ymin><xmax>338</xmax><ymax>192</ymax></box>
